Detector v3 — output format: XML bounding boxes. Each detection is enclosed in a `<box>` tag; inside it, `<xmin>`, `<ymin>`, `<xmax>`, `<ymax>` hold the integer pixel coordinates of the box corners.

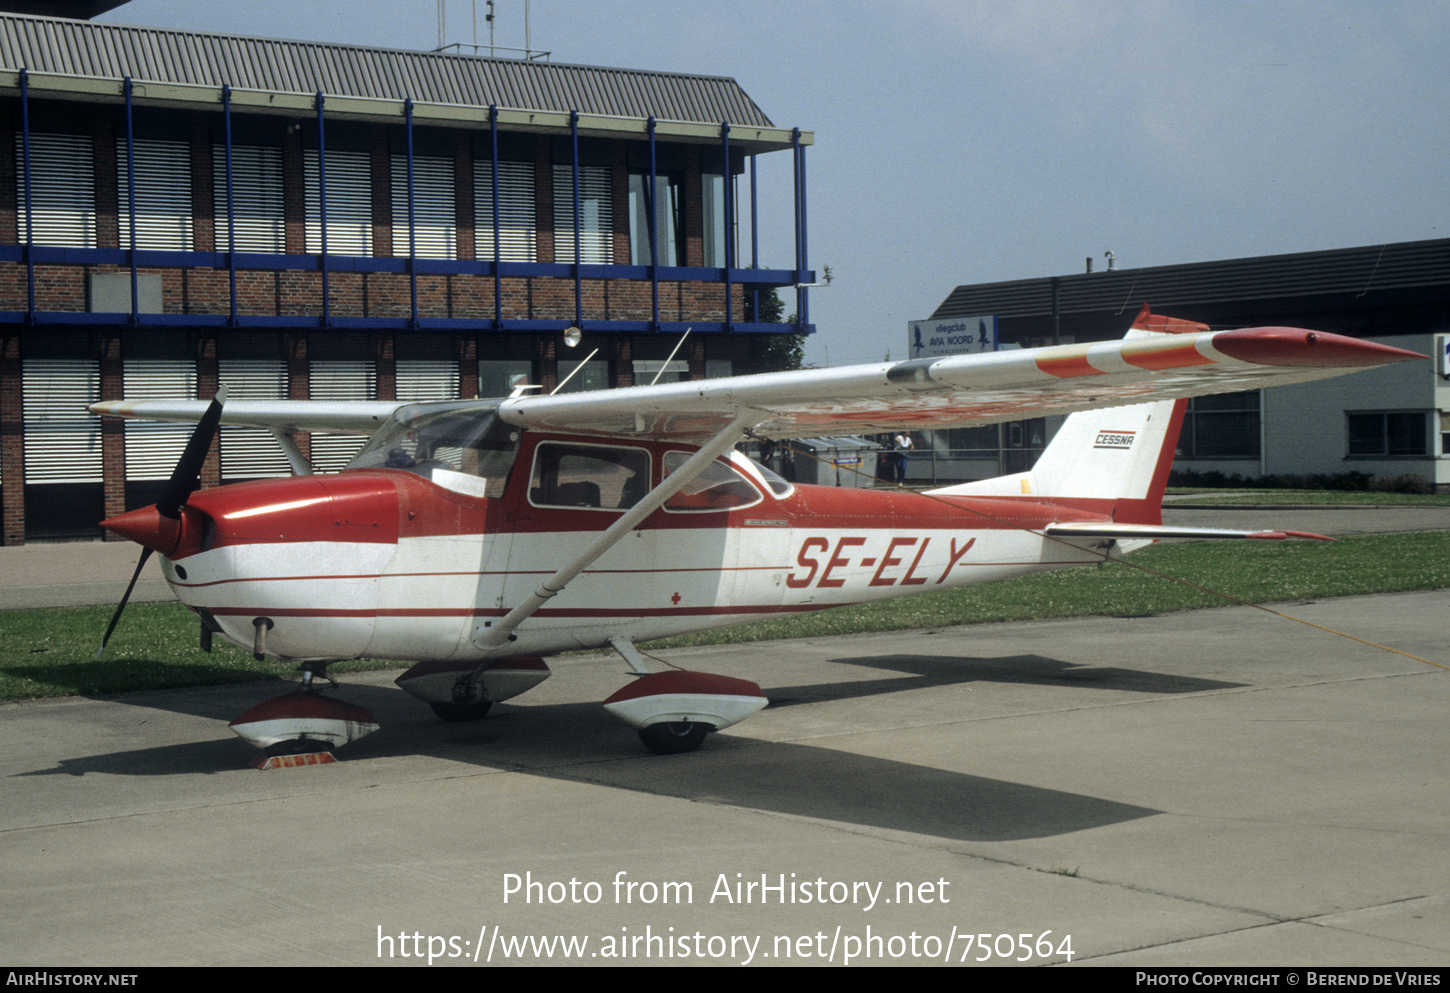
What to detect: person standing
<box><xmin>892</xmin><ymin>431</ymin><xmax>914</xmax><ymax>485</ymax></box>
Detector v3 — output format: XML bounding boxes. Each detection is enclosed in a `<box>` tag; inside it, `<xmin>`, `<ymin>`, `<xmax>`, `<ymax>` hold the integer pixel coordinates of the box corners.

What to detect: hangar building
<box><xmin>922</xmin><ymin>239</ymin><xmax>1450</xmax><ymax>490</ymax></box>
<box><xmin>0</xmin><ymin>6</ymin><xmax>815</xmax><ymax>541</ymax></box>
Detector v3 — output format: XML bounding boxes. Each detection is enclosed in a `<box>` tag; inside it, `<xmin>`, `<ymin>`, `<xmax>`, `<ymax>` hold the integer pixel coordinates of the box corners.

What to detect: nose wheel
<box><xmin>637</xmin><ymin>721</ymin><xmax>711</xmax><ymax>755</ymax></box>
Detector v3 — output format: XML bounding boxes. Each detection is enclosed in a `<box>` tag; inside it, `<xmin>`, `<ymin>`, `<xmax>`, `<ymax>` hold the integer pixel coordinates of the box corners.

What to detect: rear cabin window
<box><xmin>663</xmin><ymin>452</ymin><xmax>762</xmax><ymax>512</ymax></box>
<box><xmin>529</xmin><ymin>442</ymin><xmax>650</xmax><ymax>511</ymax></box>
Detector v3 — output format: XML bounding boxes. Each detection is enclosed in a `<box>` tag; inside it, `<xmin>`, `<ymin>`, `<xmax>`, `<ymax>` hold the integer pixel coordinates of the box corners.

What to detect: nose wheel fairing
<box><xmin>228</xmin><ymin>690</ymin><xmax>380</xmax><ymax>754</ymax></box>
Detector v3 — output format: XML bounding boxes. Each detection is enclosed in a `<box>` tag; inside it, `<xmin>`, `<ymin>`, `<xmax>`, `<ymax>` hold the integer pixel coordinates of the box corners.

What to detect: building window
<box><xmin>628</xmin><ymin>173</ymin><xmax>681</xmax><ymax>266</ymax></box>
<box><xmin>309</xmin><ymin>334</ymin><xmax>376</xmax><ymax>471</ymax></box>
<box><xmin>213</xmin><ymin>144</ymin><xmax>285</xmax><ymax>253</ymax></box>
<box><xmin>116</xmin><ymin>138</ymin><xmax>193</xmax><ymax>251</ymax></box>
<box><xmin>391</xmin><ymin>154</ymin><xmax>456</xmax><ymax>259</ymax></box>
<box><xmin>554</xmin><ymin>355</ymin><xmax>610</xmax><ymax>393</ymax></box>
<box><xmin>14</xmin><ymin>133</ymin><xmax>96</xmax><ymax>247</ymax></box>
<box><xmin>396</xmin><ymin>335</ymin><xmax>460</xmax><ymax>401</ymax></box>
<box><xmin>1347</xmin><ymin>411</ymin><xmax>1427</xmax><ymax>457</ymax></box>
<box><xmin>122</xmin><ymin>338</ymin><xmax>197</xmax><ymax>484</ymax></box>
<box><xmin>553</xmin><ymin>164</ymin><xmax>612</xmax><ymax>264</ymax></box>
<box><xmin>304</xmin><ymin>149</ymin><xmax>372</xmax><ymax>256</ymax></box>
<box><xmin>218</xmin><ymin>334</ymin><xmax>291</xmax><ymax>481</ymax></box>
<box><xmin>632</xmin><ymin>359</ymin><xmax>687</xmax><ymax>385</ymax></box>
<box><xmin>943</xmin><ymin>425</ymin><xmax>1003</xmax><ymax>461</ymax></box>
<box><xmin>479</xmin><ymin>358</ymin><xmax>534</xmax><ymax>397</ymax></box>
<box><xmin>474</xmin><ymin>160</ymin><xmax>536</xmax><ymax>261</ymax></box>
<box><xmin>479</xmin><ymin>335</ymin><xmax>536</xmax><ymax>398</ymax></box>
<box><xmin>22</xmin><ymin>332</ymin><xmax>103</xmax><ymax>539</ymax></box>
<box><xmin>22</xmin><ymin>336</ymin><xmax>101</xmax><ymax>483</ymax></box>
<box><xmin>1177</xmin><ymin>392</ymin><xmax>1261</xmax><ymax>459</ymax></box>
<box><xmin>701</xmin><ymin>172</ymin><xmax>729</xmax><ymax>268</ymax></box>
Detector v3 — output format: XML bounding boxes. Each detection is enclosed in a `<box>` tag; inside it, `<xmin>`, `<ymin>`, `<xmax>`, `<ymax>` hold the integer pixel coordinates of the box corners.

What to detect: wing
<box><xmin>89</xmin><ymin>321</ymin><xmax>1422</xmax><ymax>444</ymax></box>
<box><xmin>495</xmin><ymin>325</ymin><xmax>1424</xmax><ymax>442</ymax></box>
<box><xmin>87</xmin><ymin>399</ymin><xmax>402</xmax><ymax>435</ymax></box>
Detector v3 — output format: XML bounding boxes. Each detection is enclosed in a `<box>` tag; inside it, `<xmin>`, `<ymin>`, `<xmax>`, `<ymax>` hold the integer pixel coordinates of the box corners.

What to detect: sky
<box><xmin>98</xmin><ymin>0</ymin><xmax>1450</xmax><ymax>367</ymax></box>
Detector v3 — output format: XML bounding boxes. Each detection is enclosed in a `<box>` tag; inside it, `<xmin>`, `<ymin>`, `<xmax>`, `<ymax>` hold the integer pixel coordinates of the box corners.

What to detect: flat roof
<box><xmin>932</xmin><ymin>239</ymin><xmax>1450</xmax><ymax>324</ymax></box>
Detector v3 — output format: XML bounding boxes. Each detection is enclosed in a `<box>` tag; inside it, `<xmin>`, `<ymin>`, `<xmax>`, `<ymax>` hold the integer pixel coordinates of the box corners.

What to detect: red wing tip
<box><xmin>1247</xmin><ymin>530</ymin><xmax>1336</xmax><ymax>541</ymax></box>
<box><xmin>1214</xmin><ymin>328</ymin><xmax>1427</xmax><ymax>367</ymax></box>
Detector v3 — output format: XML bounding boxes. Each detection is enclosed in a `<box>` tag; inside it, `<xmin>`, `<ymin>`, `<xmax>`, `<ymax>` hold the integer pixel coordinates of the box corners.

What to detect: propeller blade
<box><xmin>98</xmin><ymin>387</ymin><xmax>226</xmax><ymax>657</ymax></box>
<box><xmin>96</xmin><ymin>546</ymin><xmax>153</xmax><ymax>659</ymax></box>
<box><xmin>156</xmin><ymin>386</ymin><xmax>227</xmax><ymax>520</ymax></box>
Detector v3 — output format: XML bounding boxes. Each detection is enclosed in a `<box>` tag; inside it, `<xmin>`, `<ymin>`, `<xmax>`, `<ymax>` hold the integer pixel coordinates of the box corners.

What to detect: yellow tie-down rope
<box><xmin>759</xmin><ymin>435</ymin><xmax>1447</xmax><ymax>673</ymax></box>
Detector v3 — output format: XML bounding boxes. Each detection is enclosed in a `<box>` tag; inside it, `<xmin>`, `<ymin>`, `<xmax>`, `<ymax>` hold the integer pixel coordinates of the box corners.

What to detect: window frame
<box><xmin>1176</xmin><ymin>391</ymin><xmax>1262</xmax><ymax>460</ymax></box>
<box><xmin>527</xmin><ymin>440</ymin><xmax>652</xmax><ymax>514</ymax></box>
<box><xmin>1345</xmin><ymin>410</ymin><xmax>1429</xmax><ymax>458</ymax></box>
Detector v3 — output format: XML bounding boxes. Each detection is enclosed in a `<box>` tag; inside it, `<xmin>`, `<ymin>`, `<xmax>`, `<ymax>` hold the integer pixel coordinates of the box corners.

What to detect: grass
<box><xmin>3</xmin><ymin>529</ymin><xmax>1447</xmax><ymax>703</ymax></box>
<box><xmin>643</xmin><ymin>529</ymin><xmax>1450</xmax><ymax>649</ymax></box>
<box><xmin>0</xmin><ymin>603</ymin><xmax>403</xmax><ymax>702</ymax></box>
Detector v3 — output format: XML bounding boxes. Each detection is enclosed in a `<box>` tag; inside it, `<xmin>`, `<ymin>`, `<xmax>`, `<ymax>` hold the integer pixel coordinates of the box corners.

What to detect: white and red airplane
<box><xmin>90</xmin><ymin>307</ymin><xmax>1423</xmax><ymax>760</ymax></box>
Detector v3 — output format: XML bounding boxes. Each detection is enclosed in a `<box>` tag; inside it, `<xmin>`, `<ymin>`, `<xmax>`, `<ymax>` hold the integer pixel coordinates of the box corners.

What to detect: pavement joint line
<box><xmin>1082</xmin><ymin>905</ymin><xmax>1450</xmax><ymax>965</ymax></box>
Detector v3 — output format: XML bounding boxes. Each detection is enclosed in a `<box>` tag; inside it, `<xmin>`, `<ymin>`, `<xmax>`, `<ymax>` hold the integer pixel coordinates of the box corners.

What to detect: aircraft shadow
<box><xmin>765</xmin><ymin>652</ymin><xmax>1244</xmax><ymax>709</ymax></box>
<box><xmin>18</xmin><ymin>667</ymin><xmax>1162</xmax><ymax>842</ymax></box>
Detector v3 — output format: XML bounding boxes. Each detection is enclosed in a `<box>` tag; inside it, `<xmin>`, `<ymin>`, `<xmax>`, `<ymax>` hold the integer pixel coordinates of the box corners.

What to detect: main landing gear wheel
<box><xmin>430</xmin><ymin>700</ymin><xmax>492</xmax><ymax>722</ymax></box>
<box><xmin>638</xmin><ymin>721</ymin><xmax>710</xmax><ymax>755</ymax></box>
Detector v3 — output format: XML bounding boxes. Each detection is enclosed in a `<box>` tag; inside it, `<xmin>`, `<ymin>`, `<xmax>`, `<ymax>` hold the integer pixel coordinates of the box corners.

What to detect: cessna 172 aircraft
<box><xmin>90</xmin><ymin>307</ymin><xmax>1423</xmax><ymax>761</ymax></box>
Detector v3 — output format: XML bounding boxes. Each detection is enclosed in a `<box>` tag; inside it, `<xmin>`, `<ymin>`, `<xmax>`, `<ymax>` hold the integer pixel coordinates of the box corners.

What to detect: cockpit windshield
<box><xmin>346</xmin><ymin>400</ymin><xmax>518</xmax><ymax>499</ymax></box>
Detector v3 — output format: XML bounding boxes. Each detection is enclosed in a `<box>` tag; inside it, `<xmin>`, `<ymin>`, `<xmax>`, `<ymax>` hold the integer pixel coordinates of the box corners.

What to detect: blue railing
<box><xmin>6</xmin><ymin>69</ymin><xmax>815</xmax><ymax>338</ymax></box>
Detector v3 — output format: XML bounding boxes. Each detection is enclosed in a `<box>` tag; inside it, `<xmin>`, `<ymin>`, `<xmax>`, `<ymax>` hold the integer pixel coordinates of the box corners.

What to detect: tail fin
<box><xmin>926</xmin><ymin>305</ymin><xmax>1193</xmax><ymax>524</ymax></box>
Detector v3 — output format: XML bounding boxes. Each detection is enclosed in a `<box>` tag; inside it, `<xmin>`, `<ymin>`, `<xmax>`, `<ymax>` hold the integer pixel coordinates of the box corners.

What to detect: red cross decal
<box><xmin>670</xmin><ymin>592</ymin><xmax>682</xmax><ymax>605</ymax></box>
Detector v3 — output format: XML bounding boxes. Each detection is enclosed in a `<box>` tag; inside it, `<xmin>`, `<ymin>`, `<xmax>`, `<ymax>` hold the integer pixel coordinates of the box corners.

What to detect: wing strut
<box><xmin>471</xmin><ymin>416</ymin><xmax>750</xmax><ymax>654</ymax></box>
<box><xmin>268</xmin><ymin>428</ymin><xmax>313</xmax><ymax>476</ymax></box>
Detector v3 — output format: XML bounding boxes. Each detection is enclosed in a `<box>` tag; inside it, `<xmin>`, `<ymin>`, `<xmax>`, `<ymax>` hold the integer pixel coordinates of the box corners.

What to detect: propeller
<box><xmin>96</xmin><ymin>387</ymin><xmax>227</xmax><ymax>658</ymax></box>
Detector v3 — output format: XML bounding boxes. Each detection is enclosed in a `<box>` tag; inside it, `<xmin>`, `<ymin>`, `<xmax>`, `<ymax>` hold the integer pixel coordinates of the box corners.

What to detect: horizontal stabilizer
<box><xmin>1044</xmin><ymin>522</ymin><xmax>1334</xmax><ymax>542</ymax></box>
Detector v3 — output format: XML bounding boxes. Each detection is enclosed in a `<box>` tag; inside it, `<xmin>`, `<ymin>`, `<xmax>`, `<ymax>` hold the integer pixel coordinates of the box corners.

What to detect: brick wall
<box><xmin>0</xmin><ymin>332</ymin><xmax>22</xmax><ymax>543</ymax></box>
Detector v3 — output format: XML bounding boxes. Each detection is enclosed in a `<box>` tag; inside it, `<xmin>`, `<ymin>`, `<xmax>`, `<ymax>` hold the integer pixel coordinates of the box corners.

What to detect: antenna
<box><xmin>551</xmin><ymin>326</ymin><xmax>597</xmax><ymax>394</ymax></box>
<box><xmin>649</xmin><ymin>328</ymin><xmax>692</xmax><ymax>386</ymax></box>
<box><xmin>436</xmin><ymin>0</ymin><xmax>549</xmax><ymax>60</ymax></box>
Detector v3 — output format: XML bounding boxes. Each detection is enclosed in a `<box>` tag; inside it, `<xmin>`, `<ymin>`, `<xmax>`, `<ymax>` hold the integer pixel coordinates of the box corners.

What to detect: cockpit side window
<box><xmin>528</xmin><ymin>442</ymin><xmax>651</xmax><ymax>512</ymax></box>
<box><xmin>662</xmin><ymin>451</ymin><xmax>762</xmax><ymax>512</ymax></box>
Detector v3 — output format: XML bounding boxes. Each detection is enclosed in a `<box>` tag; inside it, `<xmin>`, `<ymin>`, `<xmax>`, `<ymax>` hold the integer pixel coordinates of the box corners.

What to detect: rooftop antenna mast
<box><xmin>436</xmin><ymin>1</ymin><xmax>546</xmax><ymax>60</ymax></box>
